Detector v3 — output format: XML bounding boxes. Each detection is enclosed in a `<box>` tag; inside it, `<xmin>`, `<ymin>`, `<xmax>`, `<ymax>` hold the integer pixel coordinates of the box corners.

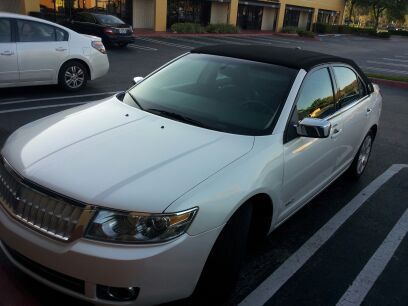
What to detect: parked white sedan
<box><xmin>0</xmin><ymin>13</ymin><xmax>109</xmax><ymax>91</ymax></box>
<box><xmin>0</xmin><ymin>46</ymin><xmax>381</xmax><ymax>305</ymax></box>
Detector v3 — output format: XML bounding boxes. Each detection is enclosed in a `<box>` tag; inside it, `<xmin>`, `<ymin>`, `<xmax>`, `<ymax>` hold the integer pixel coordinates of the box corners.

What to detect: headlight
<box><xmin>85</xmin><ymin>208</ymin><xmax>198</xmax><ymax>243</ymax></box>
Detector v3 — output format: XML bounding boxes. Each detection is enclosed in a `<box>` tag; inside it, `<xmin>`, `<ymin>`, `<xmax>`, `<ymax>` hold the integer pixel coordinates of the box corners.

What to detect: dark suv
<box><xmin>67</xmin><ymin>12</ymin><xmax>135</xmax><ymax>47</ymax></box>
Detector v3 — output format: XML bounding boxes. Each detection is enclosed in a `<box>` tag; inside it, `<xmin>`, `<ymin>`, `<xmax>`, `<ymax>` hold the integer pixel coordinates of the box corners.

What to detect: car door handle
<box><xmin>331</xmin><ymin>127</ymin><xmax>343</xmax><ymax>139</ymax></box>
<box><xmin>0</xmin><ymin>51</ymin><xmax>14</xmax><ymax>56</ymax></box>
<box><xmin>366</xmin><ymin>108</ymin><xmax>372</xmax><ymax>115</ymax></box>
<box><xmin>55</xmin><ymin>47</ymin><xmax>67</xmax><ymax>52</ymax></box>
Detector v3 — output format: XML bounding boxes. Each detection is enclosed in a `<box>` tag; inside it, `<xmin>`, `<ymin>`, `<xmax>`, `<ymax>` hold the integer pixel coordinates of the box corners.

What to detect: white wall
<box><xmin>133</xmin><ymin>0</ymin><xmax>155</xmax><ymax>29</ymax></box>
<box><xmin>210</xmin><ymin>3</ymin><xmax>229</xmax><ymax>24</ymax></box>
<box><xmin>261</xmin><ymin>8</ymin><xmax>277</xmax><ymax>31</ymax></box>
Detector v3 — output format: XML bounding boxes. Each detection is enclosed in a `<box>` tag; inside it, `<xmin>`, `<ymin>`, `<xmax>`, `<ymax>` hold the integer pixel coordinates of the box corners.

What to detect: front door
<box><xmin>16</xmin><ymin>19</ymin><xmax>69</xmax><ymax>83</ymax></box>
<box><xmin>0</xmin><ymin>18</ymin><xmax>18</xmax><ymax>84</ymax></box>
<box><xmin>280</xmin><ymin>67</ymin><xmax>342</xmax><ymax>221</ymax></box>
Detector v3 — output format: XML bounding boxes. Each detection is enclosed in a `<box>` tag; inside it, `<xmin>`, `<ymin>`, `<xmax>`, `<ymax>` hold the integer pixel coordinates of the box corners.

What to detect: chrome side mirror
<box><xmin>296</xmin><ymin>117</ymin><xmax>331</xmax><ymax>138</ymax></box>
<box><xmin>132</xmin><ymin>76</ymin><xmax>144</xmax><ymax>85</ymax></box>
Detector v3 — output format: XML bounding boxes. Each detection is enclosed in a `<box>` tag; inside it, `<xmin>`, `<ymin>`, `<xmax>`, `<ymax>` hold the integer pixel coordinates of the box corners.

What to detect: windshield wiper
<box><xmin>127</xmin><ymin>91</ymin><xmax>144</xmax><ymax>110</ymax></box>
<box><xmin>147</xmin><ymin>108</ymin><xmax>210</xmax><ymax>129</ymax></box>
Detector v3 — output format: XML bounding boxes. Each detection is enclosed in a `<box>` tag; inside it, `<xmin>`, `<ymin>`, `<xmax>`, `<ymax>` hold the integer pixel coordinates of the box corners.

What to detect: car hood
<box><xmin>2</xmin><ymin>96</ymin><xmax>254</xmax><ymax>213</ymax></box>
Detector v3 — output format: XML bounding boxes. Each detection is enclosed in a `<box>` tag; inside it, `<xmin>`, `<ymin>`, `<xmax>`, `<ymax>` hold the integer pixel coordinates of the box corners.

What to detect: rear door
<box><xmin>331</xmin><ymin>65</ymin><xmax>372</xmax><ymax>170</ymax></box>
<box><xmin>0</xmin><ymin>18</ymin><xmax>19</xmax><ymax>84</ymax></box>
<box><xmin>16</xmin><ymin>19</ymin><xmax>69</xmax><ymax>83</ymax></box>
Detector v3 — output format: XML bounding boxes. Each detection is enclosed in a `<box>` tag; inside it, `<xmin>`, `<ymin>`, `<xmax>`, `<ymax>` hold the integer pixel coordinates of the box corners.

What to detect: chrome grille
<box><xmin>0</xmin><ymin>159</ymin><xmax>92</xmax><ymax>241</ymax></box>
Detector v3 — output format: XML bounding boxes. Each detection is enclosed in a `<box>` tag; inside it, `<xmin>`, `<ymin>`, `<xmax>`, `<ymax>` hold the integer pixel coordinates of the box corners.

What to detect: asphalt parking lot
<box><xmin>0</xmin><ymin>34</ymin><xmax>407</xmax><ymax>306</ymax></box>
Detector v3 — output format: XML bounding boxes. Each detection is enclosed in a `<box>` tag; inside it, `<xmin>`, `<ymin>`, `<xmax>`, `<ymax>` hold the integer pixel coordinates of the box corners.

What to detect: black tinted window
<box><xmin>72</xmin><ymin>14</ymin><xmax>84</xmax><ymax>22</ymax></box>
<box><xmin>18</xmin><ymin>20</ymin><xmax>54</xmax><ymax>42</ymax></box>
<box><xmin>83</xmin><ymin>14</ymin><xmax>96</xmax><ymax>23</ymax></box>
<box><xmin>296</xmin><ymin>68</ymin><xmax>335</xmax><ymax>120</ymax></box>
<box><xmin>0</xmin><ymin>19</ymin><xmax>11</xmax><ymax>43</ymax></box>
<box><xmin>95</xmin><ymin>14</ymin><xmax>125</xmax><ymax>25</ymax></box>
<box><xmin>334</xmin><ymin>67</ymin><xmax>365</xmax><ymax>108</ymax></box>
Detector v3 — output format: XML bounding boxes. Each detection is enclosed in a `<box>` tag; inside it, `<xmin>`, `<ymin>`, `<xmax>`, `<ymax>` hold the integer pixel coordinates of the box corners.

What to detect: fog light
<box><xmin>97</xmin><ymin>285</ymin><xmax>139</xmax><ymax>301</ymax></box>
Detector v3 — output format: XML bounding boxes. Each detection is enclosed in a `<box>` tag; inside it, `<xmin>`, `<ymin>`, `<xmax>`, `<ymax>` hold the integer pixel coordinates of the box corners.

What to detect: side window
<box><xmin>296</xmin><ymin>68</ymin><xmax>335</xmax><ymax>121</ymax></box>
<box><xmin>17</xmin><ymin>20</ymin><xmax>55</xmax><ymax>42</ymax></box>
<box><xmin>72</xmin><ymin>14</ymin><xmax>84</xmax><ymax>22</ymax></box>
<box><xmin>0</xmin><ymin>19</ymin><xmax>12</xmax><ymax>43</ymax></box>
<box><xmin>333</xmin><ymin>67</ymin><xmax>365</xmax><ymax>109</ymax></box>
<box><xmin>55</xmin><ymin>27</ymin><xmax>68</xmax><ymax>41</ymax></box>
<box><xmin>83</xmin><ymin>14</ymin><xmax>96</xmax><ymax>24</ymax></box>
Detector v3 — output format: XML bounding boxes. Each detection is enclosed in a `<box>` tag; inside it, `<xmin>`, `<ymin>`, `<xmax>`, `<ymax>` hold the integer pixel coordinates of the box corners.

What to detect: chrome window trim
<box><xmin>325</xmin><ymin>94</ymin><xmax>370</xmax><ymax>120</ymax></box>
<box><xmin>0</xmin><ymin>156</ymin><xmax>96</xmax><ymax>243</ymax></box>
<box><xmin>327</xmin><ymin>63</ymin><xmax>371</xmax><ymax>120</ymax></box>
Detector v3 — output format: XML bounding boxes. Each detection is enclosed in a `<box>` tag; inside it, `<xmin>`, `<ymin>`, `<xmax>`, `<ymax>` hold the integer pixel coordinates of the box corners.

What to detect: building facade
<box><xmin>2</xmin><ymin>0</ymin><xmax>345</xmax><ymax>32</ymax></box>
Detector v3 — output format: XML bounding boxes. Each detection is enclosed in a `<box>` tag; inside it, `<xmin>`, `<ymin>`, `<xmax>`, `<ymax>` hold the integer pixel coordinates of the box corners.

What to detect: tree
<box><xmin>359</xmin><ymin>0</ymin><xmax>408</xmax><ymax>30</ymax></box>
<box><xmin>346</xmin><ymin>0</ymin><xmax>359</xmax><ymax>23</ymax></box>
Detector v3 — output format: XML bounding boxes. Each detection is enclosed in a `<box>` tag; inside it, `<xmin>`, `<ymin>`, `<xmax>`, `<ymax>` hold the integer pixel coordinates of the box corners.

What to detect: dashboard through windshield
<box><xmin>123</xmin><ymin>54</ymin><xmax>298</xmax><ymax>135</ymax></box>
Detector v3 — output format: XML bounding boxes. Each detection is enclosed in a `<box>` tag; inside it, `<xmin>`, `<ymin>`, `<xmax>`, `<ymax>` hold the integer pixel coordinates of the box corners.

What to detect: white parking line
<box><xmin>395</xmin><ymin>55</ymin><xmax>408</xmax><ymax>59</ymax></box>
<box><xmin>0</xmin><ymin>102</ymin><xmax>87</xmax><ymax>114</ymax></box>
<box><xmin>135</xmin><ymin>37</ymin><xmax>192</xmax><ymax>49</ymax></box>
<box><xmin>337</xmin><ymin>208</ymin><xmax>408</xmax><ymax>306</ymax></box>
<box><xmin>381</xmin><ymin>57</ymin><xmax>408</xmax><ymax>63</ymax></box>
<box><xmin>128</xmin><ymin>44</ymin><xmax>158</xmax><ymax>51</ymax></box>
<box><xmin>366</xmin><ymin>60</ymin><xmax>408</xmax><ymax>69</ymax></box>
<box><xmin>164</xmin><ymin>36</ymin><xmax>209</xmax><ymax>45</ymax></box>
<box><xmin>244</xmin><ymin>36</ymin><xmax>297</xmax><ymax>44</ymax></box>
<box><xmin>239</xmin><ymin>164</ymin><xmax>408</xmax><ymax>306</ymax></box>
<box><xmin>0</xmin><ymin>91</ymin><xmax>117</xmax><ymax>106</ymax></box>
<box><xmin>362</xmin><ymin>66</ymin><xmax>408</xmax><ymax>75</ymax></box>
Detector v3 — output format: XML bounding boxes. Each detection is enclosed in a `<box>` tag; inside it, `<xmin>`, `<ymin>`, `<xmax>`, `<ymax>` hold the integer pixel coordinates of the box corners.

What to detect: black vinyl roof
<box><xmin>191</xmin><ymin>44</ymin><xmax>372</xmax><ymax>89</ymax></box>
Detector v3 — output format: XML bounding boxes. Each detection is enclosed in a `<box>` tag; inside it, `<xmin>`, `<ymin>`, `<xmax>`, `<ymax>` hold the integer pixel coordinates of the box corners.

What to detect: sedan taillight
<box><xmin>92</xmin><ymin>41</ymin><xmax>107</xmax><ymax>54</ymax></box>
<box><xmin>103</xmin><ymin>27</ymin><xmax>114</xmax><ymax>35</ymax></box>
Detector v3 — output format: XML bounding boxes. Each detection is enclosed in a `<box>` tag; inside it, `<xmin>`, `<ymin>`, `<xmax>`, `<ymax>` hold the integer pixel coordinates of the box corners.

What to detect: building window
<box><xmin>317</xmin><ymin>9</ymin><xmax>339</xmax><ymax>25</ymax></box>
<box><xmin>283</xmin><ymin>5</ymin><xmax>313</xmax><ymax>31</ymax></box>
<box><xmin>38</xmin><ymin>0</ymin><xmax>132</xmax><ymax>25</ymax></box>
<box><xmin>167</xmin><ymin>0</ymin><xmax>211</xmax><ymax>28</ymax></box>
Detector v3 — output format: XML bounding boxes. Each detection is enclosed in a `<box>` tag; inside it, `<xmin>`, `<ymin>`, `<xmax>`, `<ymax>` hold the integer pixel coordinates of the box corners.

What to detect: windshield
<box><xmin>96</xmin><ymin>14</ymin><xmax>125</xmax><ymax>25</ymax></box>
<box><xmin>124</xmin><ymin>54</ymin><xmax>298</xmax><ymax>135</ymax></box>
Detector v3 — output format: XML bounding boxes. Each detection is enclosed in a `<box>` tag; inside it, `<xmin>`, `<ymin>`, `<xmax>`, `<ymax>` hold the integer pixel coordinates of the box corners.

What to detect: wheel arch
<box><xmin>58</xmin><ymin>58</ymin><xmax>92</xmax><ymax>81</ymax></box>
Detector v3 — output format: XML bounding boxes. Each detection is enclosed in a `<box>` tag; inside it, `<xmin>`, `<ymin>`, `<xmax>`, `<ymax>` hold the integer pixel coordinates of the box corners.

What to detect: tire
<box><xmin>347</xmin><ymin>131</ymin><xmax>374</xmax><ymax>179</ymax></box>
<box><xmin>59</xmin><ymin>61</ymin><xmax>88</xmax><ymax>92</ymax></box>
<box><xmin>192</xmin><ymin>204</ymin><xmax>253</xmax><ymax>305</ymax></box>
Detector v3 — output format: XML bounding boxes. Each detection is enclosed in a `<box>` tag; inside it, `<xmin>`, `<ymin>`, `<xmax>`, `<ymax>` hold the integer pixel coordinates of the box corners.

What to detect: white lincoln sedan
<box><xmin>0</xmin><ymin>46</ymin><xmax>381</xmax><ymax>305</ymax></box>
<box><xmin>0</xmin><ymin>13</ymin><xmax>109</xmax><ymax>91</ymax></box>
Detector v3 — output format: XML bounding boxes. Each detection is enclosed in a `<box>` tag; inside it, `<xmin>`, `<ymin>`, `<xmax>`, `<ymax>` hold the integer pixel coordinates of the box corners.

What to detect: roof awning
<box><xmin>285</xmin><ymin>5</ymin><xmax>314</xmax><ymax>13</ymax></box>
<box><xmin>318</xmin><ymin>9</ymin><xmax>339</xmax><ymax>15</ymax></box>
<box><xmin>238</xmin><ymin>1</ymin><xmax>280</xmax><ymax>9</ymax></box>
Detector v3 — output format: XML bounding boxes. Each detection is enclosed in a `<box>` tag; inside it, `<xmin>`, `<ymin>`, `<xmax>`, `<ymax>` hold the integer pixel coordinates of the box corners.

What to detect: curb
<box><xmin>369</xmin><ymin>78</ymin><xmax>408</xmax><ymax>89</ymax></box>
<box><xmin>133</xmin><ymin>31</ymin><xmax>314</xmax><ymax>39</ymax></box>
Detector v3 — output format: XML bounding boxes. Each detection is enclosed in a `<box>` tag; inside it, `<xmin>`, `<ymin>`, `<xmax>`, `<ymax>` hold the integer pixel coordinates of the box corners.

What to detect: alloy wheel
<box><xmin>64</xmin><ymin>66</ymin><xmax>85</xmax><ymax>89</ymax></box>
<box><xmin>357</xmin><ymin>135</ymin><xmax>372</xmax><ymax>175</ymax></box>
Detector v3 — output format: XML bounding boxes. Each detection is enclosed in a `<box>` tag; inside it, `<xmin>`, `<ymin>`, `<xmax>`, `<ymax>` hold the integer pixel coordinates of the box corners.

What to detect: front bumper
<box><xmin>0</xmin><ymin>206</ymin><xmax>221</xmax><ymax>305</ymax></box>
